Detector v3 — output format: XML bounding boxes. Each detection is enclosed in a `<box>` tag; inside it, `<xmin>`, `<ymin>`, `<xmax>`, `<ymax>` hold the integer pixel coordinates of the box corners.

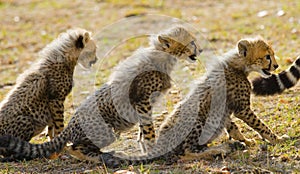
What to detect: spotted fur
<box><xmin>0</xmin><ymin>26</ymin><xmax>202</xmax><ymax>162</ymax></box>
<box><xmin>97</xmin><ymin>37</ymin><xmax>290</xmax><ymax>167</ymax></box>
<box><xmin>0</xmin><ymin>28</ymin><xmax>97</xmax><ymax>149</ymax></box>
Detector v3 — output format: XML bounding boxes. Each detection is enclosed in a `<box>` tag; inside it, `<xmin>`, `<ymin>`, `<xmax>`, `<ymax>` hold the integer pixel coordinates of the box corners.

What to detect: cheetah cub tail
<box><xmin>252</xmin><ymin>55</ymin><xmax>300</xmax><ymax>95</ymax></box>
<box><xmin>0</xmin><ymin>126</ymin><xmax>71</xmax><ymax>162</ymax></box>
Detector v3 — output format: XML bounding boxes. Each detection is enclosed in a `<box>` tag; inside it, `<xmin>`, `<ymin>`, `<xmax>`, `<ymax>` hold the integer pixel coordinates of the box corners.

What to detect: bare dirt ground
<box><xmin>0</xmin><ymin>0</ymin><xmax>299</xmax><ymax>173</ymax></box>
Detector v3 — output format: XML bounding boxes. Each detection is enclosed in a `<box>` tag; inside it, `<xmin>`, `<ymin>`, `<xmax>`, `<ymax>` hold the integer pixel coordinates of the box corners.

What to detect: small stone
<box><xmin>14</xmin><ymin>16</ymin><xmax>20</xmax><ymax>22</ymax></box>
<box><xmin>257</xmin><ymin>10</ymin><xmax>268</xmax><ymax>18</ymax></box>
<box><xmin>191</xmin><ymin>16</ymin><xmax>198</xmax><ymax>21</ymax></box>
<box><xmin>201</xmin><ymin>28</ymin><xmax>208</xmax><ymax>33</ymax></box>
<box><xmin>277</xmin><ymin>10</ymin><xmax>285</xmax><ymax>17</ymax></box>
<box><xmin>291</xmin><ymin>28</ymin><xmax>297</xmax><ymax>34</ymax></box>
<box><xmin>259</xmin><ymin>25</ymin><xmax>265</xmax><ymax>30</ymax></box>
<box><xmin>41</xmin><ymin>30</ymin><xmax>47</xmax><ymax>36</ymax></box>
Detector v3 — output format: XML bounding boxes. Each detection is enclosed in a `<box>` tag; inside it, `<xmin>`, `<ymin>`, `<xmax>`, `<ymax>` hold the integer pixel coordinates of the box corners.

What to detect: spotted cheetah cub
<box><xmin>0</xmin><ymin>26</ymin><xmax>202</xmax><ymax>162</ymax></box>
<box><xmin>91</xmin><ymin>37</ymin><xmax>289</xmax><ymax>167</ymax></box>
<box><xmin>0</xmin><ymin>28</ymin><xmax>97</xmax><ymax>144</ymax></box>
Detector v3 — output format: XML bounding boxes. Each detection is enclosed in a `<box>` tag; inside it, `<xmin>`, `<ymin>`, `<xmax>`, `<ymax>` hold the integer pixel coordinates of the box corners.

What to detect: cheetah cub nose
<box><xmin>274</xmin><ymin>64</ymin><xmax>279</xmax><ymax>69</ymax></box>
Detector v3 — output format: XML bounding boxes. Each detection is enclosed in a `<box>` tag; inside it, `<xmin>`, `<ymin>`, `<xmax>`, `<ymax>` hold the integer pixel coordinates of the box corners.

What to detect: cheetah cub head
<box><xmin>72</xmin><ymin>28</ymin><xmax>98</xmax><ymax>69</ymax></box>
<box><xmin>238</xmin><ymin>37</ymin><xmax>278</xmax><ymax>77</ymax></box>
<box><xmin>151</xmin><ymin>26</ymin><xmax>203</xmax><ymax>62</ymax></box>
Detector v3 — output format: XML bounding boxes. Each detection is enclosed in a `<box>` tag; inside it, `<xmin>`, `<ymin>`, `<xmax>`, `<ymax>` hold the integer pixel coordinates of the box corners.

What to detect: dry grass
<box><xmin>0</xmin><ymin>0</ymin><xmax>299</xmax><ymax>173</ymax></box>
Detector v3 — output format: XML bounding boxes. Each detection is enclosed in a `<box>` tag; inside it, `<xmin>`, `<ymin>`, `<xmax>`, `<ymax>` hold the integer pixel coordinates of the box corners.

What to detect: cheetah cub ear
<box><xmin>75</xmin><ymin>32</ymin><xmax>91</xmax><ymax>49</ymax></box>
<box><xmin>158</xmin><ymin>35</ymin><xmax>174</xmax><ymax>49</ymax></box>
<box><xmin>238</xmin><ymin>39</ymin><xmax>250</xmax><ymax>57</ymax></box>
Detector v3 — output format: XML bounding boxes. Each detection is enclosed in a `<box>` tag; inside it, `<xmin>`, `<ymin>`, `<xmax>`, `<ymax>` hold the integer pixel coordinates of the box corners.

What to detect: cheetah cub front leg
<box><xmin>235</xmin><ymin>108</ymin><xmax>290</xmax><ymax>144</ymax></box>
<box><xmin>137</xmin><ymin>115</ymin><xmax>155</xmax><ymax>154</ymax></box>
<box><xmin>137</xmin><ymin>123</ymin><xmax>156</xmax><ymax>154</ymax></box>
<box><xmin>136</xmin><ymin>105</ymin><xmax>156</xmax><ymax>154</ymax></box>
<box><xmin>47</xmin><ymin>100</ymin><xmax>65</xmax><ymax>139</ymax></box>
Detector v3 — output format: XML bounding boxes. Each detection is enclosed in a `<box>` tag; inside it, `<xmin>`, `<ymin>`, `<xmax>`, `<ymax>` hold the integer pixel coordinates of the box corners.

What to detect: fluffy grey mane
<box><xmin>149</xmin><ymin>26</ymin><xmax>194</xmax><ymax>51</ymax></box>
<box><xmin>39</xmin><ymin>28</ymin><xmax>90</xmax><ymax>65</ymax></box>
<box><xmin>108</xmin><ymin>47</ymin><xmax>177</xmax><ymax>85</ymax></box>
<box><xmin>107</xmin><ymin>38</ymin><xmax>177</xmax><ymax>123</ymax></box>
<box><xmin>21</xmin><ymin>28</ymin><xmax>90</xmax><ymax>79</ymax></box>
<box><xmin>0</xmin><ymin>28</ymin><xmax>90</xmax><ymax>108</ymax></box>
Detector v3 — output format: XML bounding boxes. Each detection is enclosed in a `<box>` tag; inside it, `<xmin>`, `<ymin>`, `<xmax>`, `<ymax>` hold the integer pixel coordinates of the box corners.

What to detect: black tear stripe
<box><xmin>268</xmin><ymin>57</ymin><xmax>272</xmax><ymax>70</ymax></box>
<box><xmin>251</xmin><ymin>56</ymin><xmax>300</xmax><ymax>96</ymax></box>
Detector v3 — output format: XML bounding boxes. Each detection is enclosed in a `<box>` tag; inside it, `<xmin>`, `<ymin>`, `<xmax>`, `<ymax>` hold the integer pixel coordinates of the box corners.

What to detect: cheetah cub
<box><xmin>93</xmin><ymin>37</ymin><xmax>290</xmax><ymax>167</ymax></box>
<box><xmin>0</xmin><ymin>28</ymin><xmax>97</xmax><ymax>143</ymax></box>
<box><xmin>0</xmin><ymin>26</ymin><xmax>202</xmax><ymax>162</ymax></box>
